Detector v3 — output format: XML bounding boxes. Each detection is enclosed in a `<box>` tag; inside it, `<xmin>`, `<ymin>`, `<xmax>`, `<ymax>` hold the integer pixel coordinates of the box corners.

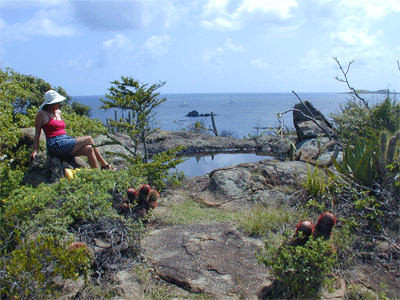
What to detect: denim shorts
<box><xmin>46</xmin><ymin>135</ymin><xmax>76</xmax><ymax>156</ymax></box>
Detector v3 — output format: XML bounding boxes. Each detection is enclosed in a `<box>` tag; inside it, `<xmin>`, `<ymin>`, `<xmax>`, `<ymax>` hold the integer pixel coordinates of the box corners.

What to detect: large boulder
<box><xmin>140</xmin><ymin>222</ymin><xmax>272</xmax><ymax>299</ymax></box>
<box><xmin>292</xmin><ymin>101</ymin><xmax>341</xmax><ymax>165</ymax></box>
<box><xmin>170</xmin><ymin>160</ymin><xmax>314</xmax><ymax>210</ymax></box>
<box><xmin>293</xmin><ymin>101</ymin><xmax>337</xmax><ymax>141</ymax></box>
<box><xmin>22</xmin><ymin>152</ymin><xmax>87</xmax><ymax>187</ymax></box>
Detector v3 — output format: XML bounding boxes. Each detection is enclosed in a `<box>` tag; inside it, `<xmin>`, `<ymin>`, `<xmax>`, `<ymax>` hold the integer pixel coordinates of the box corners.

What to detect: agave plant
<box><xmin>332</xmin><ymin>138</ymin><xmax>380</xmax><ymax>188</ymax></box>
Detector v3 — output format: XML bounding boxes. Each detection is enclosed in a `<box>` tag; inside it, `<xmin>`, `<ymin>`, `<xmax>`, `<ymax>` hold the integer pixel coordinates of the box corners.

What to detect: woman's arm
<box><xmin>30</xmin><ymin>111</ymin><xmax>45</xmax><ymax>162</ymax></box>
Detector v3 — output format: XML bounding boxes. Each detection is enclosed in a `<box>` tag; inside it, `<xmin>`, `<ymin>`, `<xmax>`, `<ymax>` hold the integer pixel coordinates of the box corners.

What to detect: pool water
<box><xmin>175</xmin><ymin>153</ymin><xmax>272</xmax><ymax>177</ymax></box>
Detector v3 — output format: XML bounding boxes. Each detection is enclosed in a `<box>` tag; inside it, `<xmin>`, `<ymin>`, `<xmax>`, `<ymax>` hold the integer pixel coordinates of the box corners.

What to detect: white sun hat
<box><xmin>40</xmin><ymin>90</ymin><xmax>67</xmax><ymax>109</ymax></box>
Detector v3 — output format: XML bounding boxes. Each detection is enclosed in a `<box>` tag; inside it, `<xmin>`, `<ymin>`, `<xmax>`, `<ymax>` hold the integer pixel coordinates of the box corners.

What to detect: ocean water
<box><xmin>72</xmin><ymin>92</ymin><xmax>386</xmax><ymax>139</ymax></box>
<box><xmin>72</xmin><ymin>92</ymin><xmax>386</xmax><ymax>177</ymax></box>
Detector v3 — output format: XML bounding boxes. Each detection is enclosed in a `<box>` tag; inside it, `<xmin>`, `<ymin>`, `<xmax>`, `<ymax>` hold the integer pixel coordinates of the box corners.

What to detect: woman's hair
<box><xmin>42</xmin><ymin>103</ymin><xmax>61</xmax><ymax>111</ymax></box>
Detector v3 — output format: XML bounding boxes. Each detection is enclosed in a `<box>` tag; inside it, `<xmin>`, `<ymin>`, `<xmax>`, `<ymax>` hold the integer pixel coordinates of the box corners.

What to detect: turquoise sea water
<box><xmin>72</xmin><ymin>92</ymin><xmax>386</xmax><ymax>176</ymax></box>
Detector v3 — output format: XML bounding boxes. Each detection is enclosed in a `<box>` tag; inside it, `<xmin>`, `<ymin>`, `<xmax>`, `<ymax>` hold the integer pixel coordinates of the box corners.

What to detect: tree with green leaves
<box><xmin>100</xmin><ymin>77</ymin><xmax>166</xmax><ymax>162</ymax></box>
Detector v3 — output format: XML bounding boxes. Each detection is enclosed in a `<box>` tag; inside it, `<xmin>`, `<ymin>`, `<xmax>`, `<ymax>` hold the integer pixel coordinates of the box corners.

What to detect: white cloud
<box><xmin>103</xmin><ymin>34</ymin><xmax>133</xmax><ymax>51</ymax></box>
<box><xmin>141</xmin><ymin>1</ymin><xmax>188</xmax><ymax>30</ymax></box>
<box><xmin>297</xmin><ymin>0</ymin><xmax>394</xmax><ymax>72</ymax></box>
<box><xmin>200</xmin><ymin>0</ymin><xmax>298</xmax><ymax>30</ymax></box>
<box><xmin>62</xmin><ymin>55</ymin><xmax>93</xmax><ymax>70</ymax></box>
<box><xmin>202</xmin><ymin>47</ymin><xmax>224</xmax><ymax>65</ymax></box>
<box><xmin>225</xmin><ymin>38</ymin><xmax>245</xmax><ymax>52</ymax></box>
<box><xmin>143</xmin><ymin>35</ymin><xmax>171</xmax><ymax>57</ymax></box>
<box><xmin>201</xmin><ymin>17</ymin><xmax>239</xmax><ymax>31</ymax></box>
<box><xmin>330</xmin><ymin>29</ymin><xmax>380</xmax><ymax>48</ymax></box>
<box><xmin>250</xmin><ymin>59</ymin><xmax>272</xmax><ymax>71</ymax></box>
<box><xmin>298</xmin><ymin>49</ymin><xmax>330</xmax><ymax>71</ymax></box>
<box><xmin>17</xmin><ymin>8</ymin><xmax>75</xmax><ymax>37</ymax></box>
<box><xmin>202</xmin><ymin>38</ymin><xmax>245</xmax><ymax>64</ymax></box>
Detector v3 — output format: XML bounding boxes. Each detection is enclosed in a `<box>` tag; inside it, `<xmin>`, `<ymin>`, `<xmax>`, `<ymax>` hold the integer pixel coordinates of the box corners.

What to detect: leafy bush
<box><xmin>0</xmin><ymin>164</ymin><xmax>24</xmax><ymax>199</ymax></box>
<box><xmin>369</xmin><ymin>97</ymin><xmax>400</xmax><ymax>133</ymax></box>
<box><xmin>71</xmin><ymin>101</ymin><xmax>92</xmax><ymax>117</ymax></box>
<box><xmin>121</xmin><ymin>145</ymin><xmax>187</xmax><ymax>191</ymax></box>
<box><xmin>0</xmin><ymin>169</ymin><xmax>132</xmax><ymax>253</ymax></box>
<box><xmin>0</xmin><ymin>235</ymin><xmax>92</xmax><ymax>299</ymax></box>
<box><xmin>186</xmin><ymin>120</ymin><xmax>209</xmax><ymax>134</ymax></box>
<box><xmin>332</xmin><ymin>95</ymin><xmax>400</xmax><ymax>144</ymax></box>
<box><xmin>258</xmin><ymin>235</ymin><xmax>337</xmax><ymax>299</ymax></box>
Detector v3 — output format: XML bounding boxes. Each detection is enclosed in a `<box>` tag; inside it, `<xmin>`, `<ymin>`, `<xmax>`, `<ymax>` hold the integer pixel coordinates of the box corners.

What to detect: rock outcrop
<box><xmin>293</xmin><ymin>100</ymin><xmax>338</xmax><ymax>142</ymax></box>
<box><xmin>292</xmin><ymin>101</ymin><xmax>342</xmax><ymax>166</ymax></box>
<box><xmin>140</xmin><ymin>222</ymin><xmax>272</xmax><ymax>299</ymax></box>
<box><xmin>143</xmin><ymin>130</ymin><xmax>295</xmax><ymax>157</ymax></box>
<box><xmin>173</xmin><ymin>159</ymin><xmax>316</xmax><ymax>210</ymax></box>
<box><xmin>22</xmin><ymin>152</ymin><xmax>87</xmax><ymax>187</ymax></box>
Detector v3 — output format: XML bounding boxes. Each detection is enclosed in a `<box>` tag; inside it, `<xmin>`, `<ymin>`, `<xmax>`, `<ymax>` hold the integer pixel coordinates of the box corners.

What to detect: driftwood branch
<box><xmin>333</xmin><ymin>57</ymin><xmax>369</xmax><ymax>109</ymax></box>
<box><xmin>276</xmin><ymin>110</ymin><xmax>292</xmax><ymax>140</ymax></box>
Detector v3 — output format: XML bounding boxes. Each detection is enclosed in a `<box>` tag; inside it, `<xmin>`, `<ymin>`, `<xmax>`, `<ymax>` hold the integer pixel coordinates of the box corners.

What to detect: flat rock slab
<box><xmin>140</xmin><ymin>222</ymin><xmax>272</xmax><ymax>299</ymax></box>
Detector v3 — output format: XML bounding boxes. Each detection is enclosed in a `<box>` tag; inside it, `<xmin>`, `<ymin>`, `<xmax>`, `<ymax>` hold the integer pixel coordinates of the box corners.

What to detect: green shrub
<box><xmin>369</xmin><ymin>97</ymin><xmax>400</xmax><ymax>134</ymax></box>
<box><xmin>71</xmin><ymin>101</ymin><xmax>92</xmax><ymax>117</ymax></box>
<box><xmin>0</xmin><ymin>169</ymin><xmax>132</xmax><ymax>254</ymax></box>
<box><xmin>258</xmin><ymin>235</ymin><xmax>337</xmax><ymax>299</ymax></box>
<box><xmin>0</xmin><ymin>164</ymin><xmax>24</xmax><ymax>199</ymax></box>
<box><xmin>129</xmin><ymin>147</ymin><xmax>187</xmax><ymax>191</ymax></box>
<box><xmin>186</xmin><ymin>120</ymin><xmax>209</xmax><ymax>134</ymax></box>
<box><xmin>332</xmin><ymin>95</ymin><xmax>400</xmax><ymax>145</ymax></box>
<box><xmin>0</xmin><ymin>235</ymin><xmax>92</xmax><ymax>299</ymax></box>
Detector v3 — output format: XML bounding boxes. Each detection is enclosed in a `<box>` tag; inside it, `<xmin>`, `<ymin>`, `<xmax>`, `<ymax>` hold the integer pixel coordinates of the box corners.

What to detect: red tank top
<box><xmin>42</xmin><ymin>118</ymin><xmax>67</xmax><ymax>139</ymax></box>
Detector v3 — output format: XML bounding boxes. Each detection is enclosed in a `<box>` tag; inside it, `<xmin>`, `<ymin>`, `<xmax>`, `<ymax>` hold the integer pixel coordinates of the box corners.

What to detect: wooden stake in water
<box><xmin>211</xmin><ymin>111</ymin><xmax>218</xmax><ymax>136</ymax></box>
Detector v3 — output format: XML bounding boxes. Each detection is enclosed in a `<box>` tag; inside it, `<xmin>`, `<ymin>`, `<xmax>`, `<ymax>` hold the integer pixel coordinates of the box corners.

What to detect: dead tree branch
<box><xmin>333</xmin><ymin>57</ymin><xmax>369</xmax><ymax>109</ymax></box>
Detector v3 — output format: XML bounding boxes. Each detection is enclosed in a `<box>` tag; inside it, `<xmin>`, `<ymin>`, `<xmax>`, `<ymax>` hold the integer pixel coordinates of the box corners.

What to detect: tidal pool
<box><xmin>176</xmin><ymin>153</ymin><xmax>273</xmax><ymax>177</ymax></box>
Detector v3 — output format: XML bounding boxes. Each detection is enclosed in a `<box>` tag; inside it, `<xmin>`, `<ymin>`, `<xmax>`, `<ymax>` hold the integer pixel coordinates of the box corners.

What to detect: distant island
<box><xmin>349</xmin><ymin>89</ymin><xmax>399</xmax><ymax>94</ymax></box>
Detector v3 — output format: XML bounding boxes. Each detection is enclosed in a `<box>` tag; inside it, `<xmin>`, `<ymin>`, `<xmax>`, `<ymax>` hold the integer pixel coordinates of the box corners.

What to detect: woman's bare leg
<box><xmin>73</xmin><ymin>145</ymin><xmax>98</xmax><ymax>168</ymax></box>
<box><xmin>72</xmin><ymin>136</ymin><xmax>108</xmax><ymax>168</ymax></box>
<box><xmin>93</xmin><ymin>147</ymin><xmax>107</xmax><ymax>167</ymax></box>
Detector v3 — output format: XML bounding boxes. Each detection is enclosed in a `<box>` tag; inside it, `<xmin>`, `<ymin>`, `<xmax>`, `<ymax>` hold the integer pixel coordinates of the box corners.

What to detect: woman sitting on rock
<box><xmin>29</xmin><ymin>90</ymin><xmax>113</xmax><ymax>169</ymax></box>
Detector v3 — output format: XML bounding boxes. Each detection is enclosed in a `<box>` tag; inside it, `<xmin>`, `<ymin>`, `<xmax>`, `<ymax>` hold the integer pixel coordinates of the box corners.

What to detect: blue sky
<box><xmin>1</xmin><ymin>0</ymin><xmax>399</xmax><ymax>96</ymax></box>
